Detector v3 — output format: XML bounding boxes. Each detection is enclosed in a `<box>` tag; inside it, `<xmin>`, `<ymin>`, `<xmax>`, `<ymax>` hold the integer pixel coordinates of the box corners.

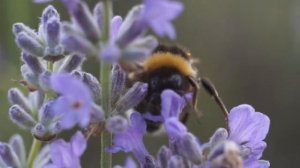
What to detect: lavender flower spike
<box><xmin>107</xmin><ymin>112</ymin><xmax>150</xmax><ymax>164</ymax></box>
<box><xmin>45</xmin><ymin>131</ymin><xmax>87</xmax><ymax>168</ymax></box>
<box><xmin>50</xmin><ymin>73</ymin><xmax>93</xmax><ymax>129</ymax></box>
<box><xmin>142</xmin><ymin>0</ymin><xmax>184</xmax><ymax>39</ymax></box>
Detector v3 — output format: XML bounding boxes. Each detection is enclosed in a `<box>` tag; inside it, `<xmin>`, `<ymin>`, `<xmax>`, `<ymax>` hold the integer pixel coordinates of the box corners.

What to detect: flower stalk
<box><xmin>100</xmin><ymin>1</ymin><xmax>112</xmax><ymax>168</ymax></box>
<box><xmin>27</xmin><ymin>138</ymin><xmax>42</xmax><ymax>168</ymax></box>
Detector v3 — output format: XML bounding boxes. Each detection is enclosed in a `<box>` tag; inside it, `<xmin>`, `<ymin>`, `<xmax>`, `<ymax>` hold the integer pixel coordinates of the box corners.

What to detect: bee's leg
<box><xmin>186</xmin><ymin>76</ymin><xmax>204</xmax><ymax>121</ymax></box>
<box><xmin>187</xmin><ymin>76</ymin><xmax>200</xmax><ymax>112</ymax></box>
<box><xmin>200</xmin><ymin>77</ymin><xmax>229</xmax><ymax>131</ymax></box>
<box><xmin>180</xmin><ymin>108</ymin><xmax>190</xmax><ymax>124</ymax></box>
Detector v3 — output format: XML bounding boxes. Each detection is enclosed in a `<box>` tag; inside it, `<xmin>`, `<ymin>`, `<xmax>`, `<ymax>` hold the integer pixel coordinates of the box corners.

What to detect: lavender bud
<box><xmin>110</xmin><ymin>16</ymin><xmax>123</xmax><ymax>41</ymax></box>
<box><xmin>90</xmin><ymin>104</ymin><xmax>105</xmax><ymax>123</ymax></box>
<box><xmin>38</xmin><ymin>71</ymin><xmax>52</xmax><ymax>91</ymax></box>
<box><xmin>82</xmin><ymin>72</ymin><xmax>101</xmax><ymax>102</ymax></box>
<box><xmin>20</xmin><ymin>65</ymin><xmax>39</xmax><ymax>88</ymax></box>
<box><xmin>9</xmin><ymin>105</ymin><xmax>36</xmax><ymax>129</ymax></box>
<box><xmin>115</xmin><ymin>82</ymin><xmax>148</xmax><ymax>113</ymax></box>
<box><xmin>178</xmin><ymin>133</ymin><xmax>203</xmax><ymax>164</ymax></box>
<box><xmin>42</xmin><ymin>5</ymin><xmax>60</xmax><ymax>26</ymax></box>
<box><xmin>143</xmin><ymin>155</ymin><xmax>157</xmax><ymax>168</ymax></box>
<box><xmin>157</xmin><ymin>146</ymin><xmax>172</xmax><ymax>168</ymax></box>
<box><xmin>12</xmin><ymin>23</ymin><xmax>40</xmax><ymax>42</ymax></box>
<box><xmin>28</xmin><ymin>90</ymin><xmax>45</xmax><ymax>112</ymax></box>
<box><xmin>209</xmin><ymin>128</ymin><xmax>228</xmax><ymax>147</ymax></box>
<box><xmin>64</xmin><ymin>1</ymin><xmax>100</xmax><ymax>42</ymax></box>
<box><xmin>45</xmin><ymin>17</ymin><xmax>60</xmax><ymax>47</ymax></box>
<box><xmin>44</xmin><ymin>17</ymin><xmax>63</xmax><ymax>57</ymax></box>
<box><xmin>208</xmin><ymin>141</ymin><xmax>242</xmax><ymax>168</ymax></box>
<box><xmin>8</xmin><ymin>135</ymin><xmax>26</xmax><ymax>165</ymax></box>
<box><xmin>61</xmin><ymin>23</ymin><xmax>97</xmax><ymax>56</ymax></box>
<box><xmin>21</xmin><ymin>52</ymin><xmax>44</xmax><ymax>75</ymax></box>
<box><xmin>32</xmin><ymin>123</ymin><xmax>56</xmax><ymax>141</ymax></box>
<box><xmin>0</xmin><ymin>143</ymin><xmax>22</xmax><ymax>168</ymax></box>
<box><xmin>106</xmin><ymin>115</ymin><xmax>128</xmax><ymax>133</ymax></box>
<box><xmin>16</xmin><ymin>32</ymin><xmax>44</xmax><ymax>57</ymax></box>
<box><xmin>123</xmin><ymin>36</ymin><xmax>158</xmax><ymax>62</ymax></box>
<box><xmin>8</xmin><ymin>88</ymin><xmax>31</xmax><ymax>113</ymax></box>
<box><xmin>168</xmin><ymin>155</ymin><xmax>184</xmax><ymax>168</ymax></box>
<box><xmin>93</xmin><ymin>2</ymin><xmax>104</xmax><ymax>31</ymax></box>
<box><xmin>111</xmin><ymin>64</ymin><xmax>126</xmax><ymax>106</ymax></box>
<box><xmin>117</xmin><ymin>5</ymin><xmax>145</xmax><ymax>46</ymax></box>
<box><xmin>39</xmin><ymin>99</ymin><xmax>56</xmax><ymax>125</ymax></box>
<box><xmin>58</xmin><ymin>54</ymin><xmax>84</xmax><ymax>73</ymax></box>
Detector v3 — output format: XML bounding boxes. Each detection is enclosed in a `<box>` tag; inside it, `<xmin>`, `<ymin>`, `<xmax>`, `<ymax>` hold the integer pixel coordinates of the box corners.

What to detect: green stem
<box><xmin>27</xmin><ymin>60</ymin><xmax>53</xmax><ymax>168</ymax></box>
<box><xmin>100</xmin><ymin>1</ymin><xmax>112</xmax><ymax>168</ymax></box>
<box><xmin>47</xmin><ymin>61</ymin><xmax>53</xmax><ymax>71</ymax></box>
<box><xmin>27</xmin><ymin>139</ymin><xmax>42</xmax><ymax>168</ymax></box>
<box><xmin>100</xmin><ymin>62</ymin><xmax>112</xmax><ymax>168</ymax></box>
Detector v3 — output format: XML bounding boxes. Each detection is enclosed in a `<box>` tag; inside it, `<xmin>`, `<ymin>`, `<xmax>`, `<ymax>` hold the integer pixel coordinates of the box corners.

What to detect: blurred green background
<box><xmin>0</xmin><ymin>0</ymin><xmax>299</xmax><ymax>167</ymax></box>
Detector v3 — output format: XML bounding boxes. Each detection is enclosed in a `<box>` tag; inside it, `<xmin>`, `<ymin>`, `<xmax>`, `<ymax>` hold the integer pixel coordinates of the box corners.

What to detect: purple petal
<box><xmin>244</xmin><ymin>141</ymin><xmax>267</xmax><ymax>163</ymax></box>
<box><xmin>161</xmin><ymin>89</ymin><xmax>186</xmax><ymax>120</ymax></box>
<box><xmin>108</xmin><ymin>112</ymin><xmax>149</xmax><ymax>163</ymax></box>
<box><xmin>71</xmin><ymin>131</ymin><xmax>87</xmax><ymax>157</ymax></box>
<box><xmin>50</xmin><ymin>139</ymin><xmax>72</xmax><ymax>166</ymax></box>
<box><xmin>228</xmin><ymin>104</ymin><xmax>270</xmax><ymax>144</ymax></box>
<box><xmin>244</xmin><ymin>160</ymin><xmax>270</xmax><ymax>168</ymax></box>
<box><xmin>124</xmin><ymin>157</ymin><xmax>137</xmax><ymax>168</ymax></box>
<box><xmin>164</xmin><ymin>118</ymin><xmax>187</xmax><ymax>139</ymax></box>
<box><xmin>49</xmin><ymin>132</ymin><xmax>84</xmax><ymax>168</ymax></box>
<box><xmin>144</xmin><ymin>0</ymin><xmax>183</xmax><ymax>19</ymax></box>
<box><xmin>130</xmin><ymin>112</ymin><xmax>146</xmax><ymax>135</ymax></box>
<box><xmin>33</xmin><ymin>0</ymin><xmax>53</xmax><ymax>3</ymax></box>
<box><xmin>150</xmin><ymin>20</ymin><xmax>176</xmax><ymax>39</ymax></box>
<box><xmin>143</xmin><ymin>0</ymin><xmax>184</xmax><ymax>39</ymax></box>
<box><xmin>51</xmin><ymin>73</ymin><xmax>91</xmax><ymax>100</ymax></box>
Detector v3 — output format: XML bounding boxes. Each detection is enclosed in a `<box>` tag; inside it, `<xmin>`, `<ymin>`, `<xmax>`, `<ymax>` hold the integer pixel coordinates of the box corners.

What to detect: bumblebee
<box><xmin>128</xmin><ymin>44</ymin><xmax>200</xmax><ymax>132</ymax></box>
<box><xmin>126</xmin><ymin>44</ymin><xmax>230</xmax><ymax>132</ymax></box>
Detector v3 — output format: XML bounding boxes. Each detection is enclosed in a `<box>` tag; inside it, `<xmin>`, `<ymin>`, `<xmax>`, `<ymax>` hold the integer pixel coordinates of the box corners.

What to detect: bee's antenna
<box><xmin>200</xmin><ymin>77</ymin><xmax>229</xmax><ymax>131</ymax></box>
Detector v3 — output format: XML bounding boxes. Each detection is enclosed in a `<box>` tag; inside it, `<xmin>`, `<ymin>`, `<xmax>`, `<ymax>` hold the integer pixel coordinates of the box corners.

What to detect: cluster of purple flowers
<box><xmin>108</xmin><ymin>91</ymin><xmax>270</xmax><ymax>168</ymax></box>
<box><xmin>0</xmin><ymin>0</ymin><xmax>271</xmax><ymax>168</ymax></box>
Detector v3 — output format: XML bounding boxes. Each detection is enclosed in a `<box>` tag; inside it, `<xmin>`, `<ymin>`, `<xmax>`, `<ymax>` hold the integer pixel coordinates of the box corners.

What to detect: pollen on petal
<box><xmin>73</xmin><ymin>101</ymin><xmax>81</xmax><ymax>109</ymax></box>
